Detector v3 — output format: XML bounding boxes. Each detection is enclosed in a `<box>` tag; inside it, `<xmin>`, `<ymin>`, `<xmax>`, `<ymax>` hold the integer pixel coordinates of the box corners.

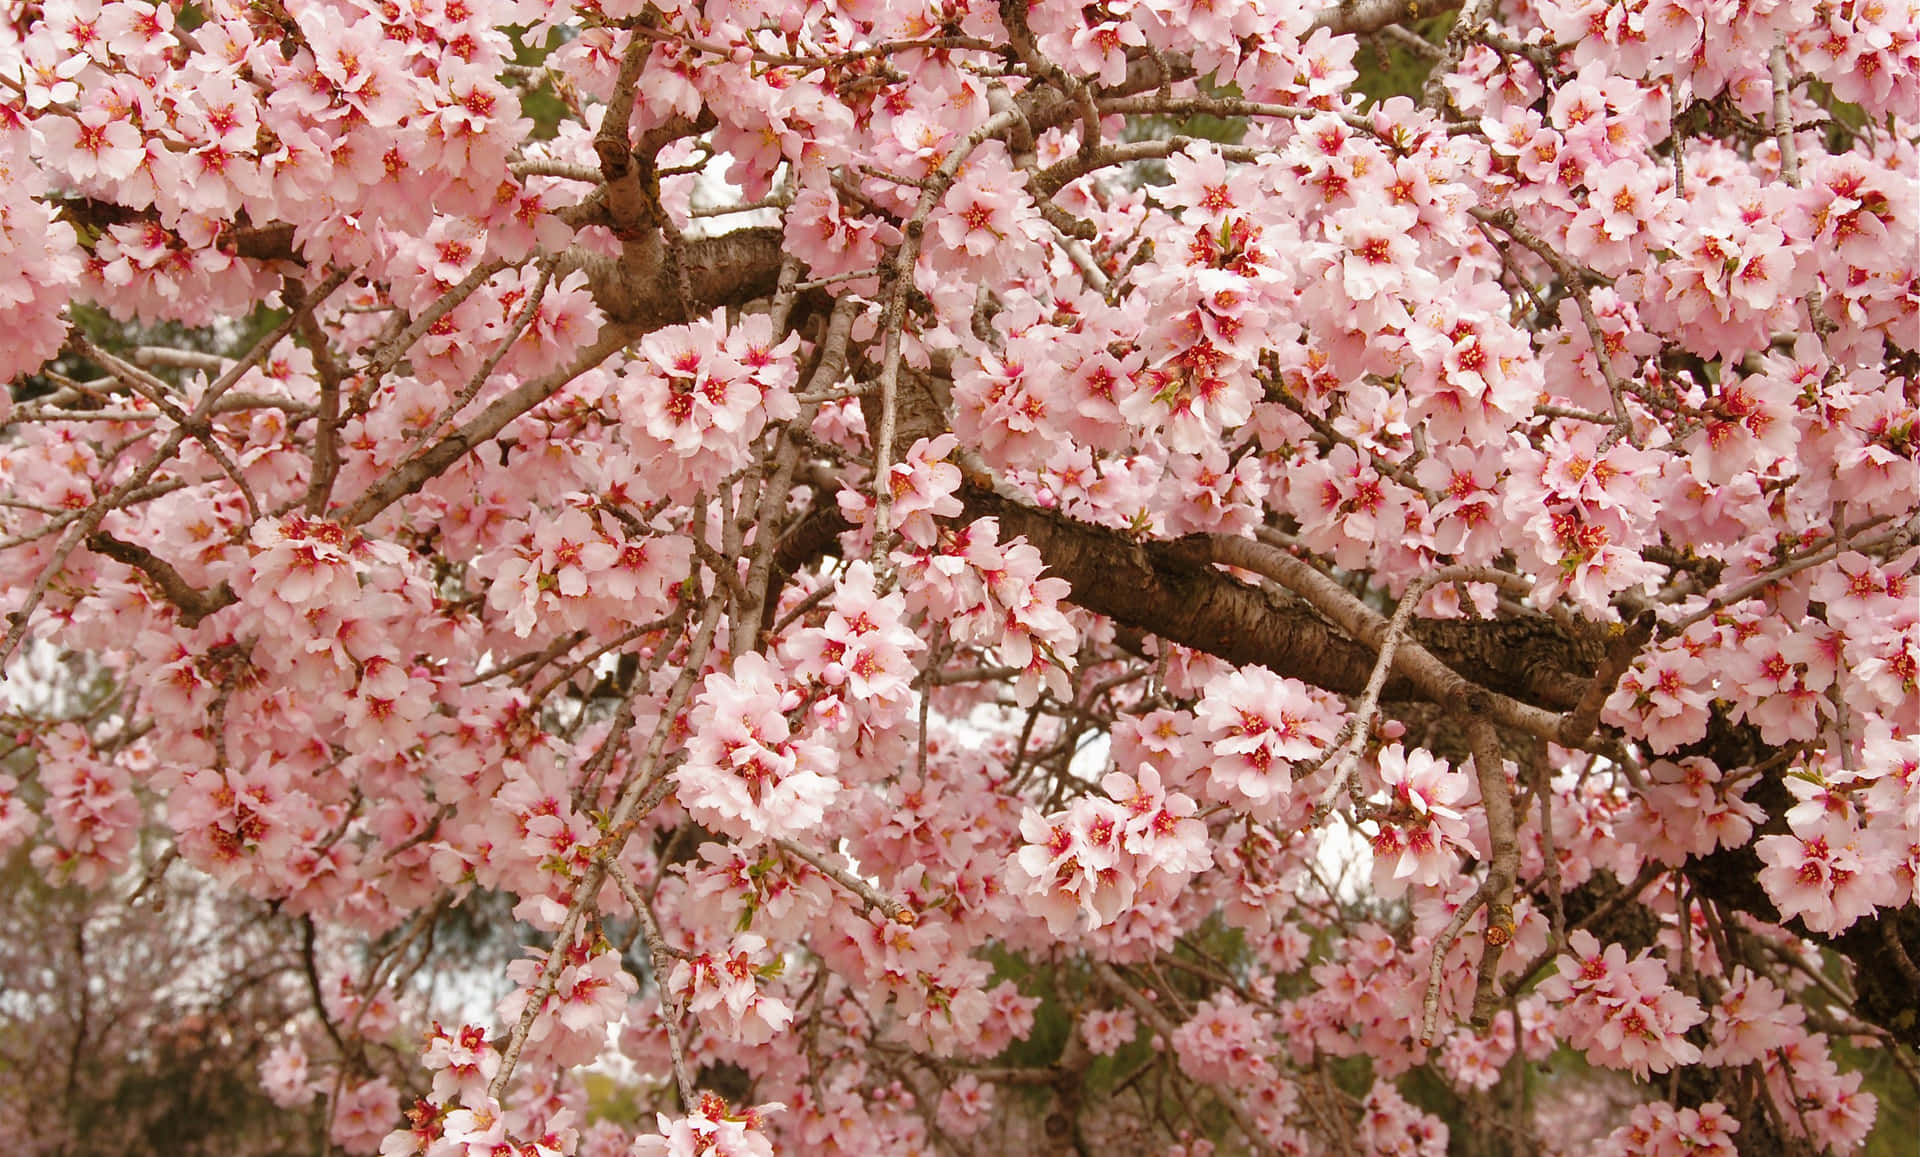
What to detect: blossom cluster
<box><xmin>1537</xmin><ymin>931</ymin><xmax>1707</xmax><ymax>1078</ymax></box>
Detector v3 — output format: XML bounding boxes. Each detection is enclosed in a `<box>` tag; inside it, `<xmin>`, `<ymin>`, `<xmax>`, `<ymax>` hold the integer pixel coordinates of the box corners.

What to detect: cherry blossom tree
<box><xmin>1</xmin><ymin>0</ymin><xmax>1916</xmax><ymax>1153</ymax></box>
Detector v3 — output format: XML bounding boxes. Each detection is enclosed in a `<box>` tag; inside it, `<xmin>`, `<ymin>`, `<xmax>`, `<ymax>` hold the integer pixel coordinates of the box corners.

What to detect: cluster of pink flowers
<box><xmin>933</xmin><ymin>1074</ymin><xmax>995</xmax><ymax>1137</ymax></box>
<box><xmin>422</xmin><ymin>1023</ymin><xmax>503</xmax><ymax>1109</ymax></box>
<box><xmin>1193</xmin><ymin>666</ymin><xmax>1343</xmax><ymax>820</ymax></box>
<box><xmin>0</xmin><ymin>129</ymin><xmax>81</xmax><ymax>384</ymax></box>
<box><xmin>675</xmin><ymin>653</ymin><xmax>841</xmax><ymax>846</ymax></box>
<box><xmin>615</xmin><ymin>310</ymin><xmax>801</xmax><ymax>500</ymax></box>
<box><xmin>1537</xmin><ymin>931</ymin><xmax>1706</xmax><ymax>1078</ymax></box>
<box><xmin>1617</xmin><ymin>756</ymin><xmax>1763</xmax><ymax>866</ymax></box>
<box><xmin>669</xmin><ymin>933</ymin><xmax>794</xmax><ymax>1045</ymax></box>
<box><xmin>1435</xmin><ymin>1003</ymin><xmax>1554</xmax><ymax>1091</ymax></box>
<box><xmin>1078</xmin><ymin>1006</ymin><xmax>1139</xmax><ymax>1055</ymax></box>
<box><xmin>1006</xmin><ymin>765</ymin><xmax>1211</xmax><ymax>935</ymax></box>
<box><xmin>166</xmin><ymin>755</ymin><xmax>325</xmax><ymax>894</ymax></box>
<box><xmin>240</xmin><ymin>515</ymin><xmax>409</xmax><ymax>630</ymax></box>
<box><xmin>1171</xmin><ymin>992</ymin><xmax>1281</xmax><ymax>1086</ymax></box>
<box><xmin>1354</xmin><ymin>1082</ymin><xmax>1449</xmax><ymax>1156</ymax></box>
<box><xmin>1365</xmin><ymin>745</ymin><xmax>1477</xmax><ymax>898</ymax></box>
<box><xmin>27</xmin><ymin>723</ymin><xmax>139</xmax><ymax>888</ymax></box>
<box><xmin>480</xmin><ymin>505</ymin><xmax>690</xmax><ymax>638</ymax></box>
<box><xmin>892</xmin><ymin>513</ymin><xmax>1080</xmax><ymax>707</ymax></box>
<box><xmin>1754</xmin><ymin>772</ymin><xmax>1905</xmax><ymax>934</ymax></box>
<box><xmin>632</xmin><ymin>1094</ymin><xmax>782</xmax><ymax>1157</ymax></box>
<box><xmin>1596</xmin><ymin>1100</ymin><xmax>1739</xmax><ymax>1157</ymax></box>
<box><xmin>0</xmin><ymin>0</ymin><xmax>1914</xmax><ymax>1153</ymax></box>
<box><xmin>496</xmin><ymin>938</ymin><xmax>638</xmax><ymax>1069</ymax></box>
<box><xmin>259</xmin><ymin>1040</ymin><xmax>317</xmax><ymax>1109</ymax></box>
<box><xmin>781</xmin><ymin>560</ymin><xmax>924</xmax><ymax>729</ymax></box>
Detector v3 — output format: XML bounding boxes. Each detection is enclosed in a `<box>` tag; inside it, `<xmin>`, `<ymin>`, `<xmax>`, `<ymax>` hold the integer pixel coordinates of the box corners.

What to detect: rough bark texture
<box><xmin>567</xmin><ymin>226</ymin><xmax>787</xmax><ymax>328</ymax></box>
<box><xmin>961</xmin><ymin>486</ymin><xmax>1604</xmax><ymax>710</ymax></box>
<box><xmin>775</xmin><ymin>483</ymin><xmax>1606</xmax><ymax>709</ymax></box>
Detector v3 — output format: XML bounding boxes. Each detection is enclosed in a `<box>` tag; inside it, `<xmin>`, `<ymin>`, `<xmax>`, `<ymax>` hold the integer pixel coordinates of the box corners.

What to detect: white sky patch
<box><xmin>681</xmin><ymin>155</ymin><xmax>784</xmax><ymax>240</ymax></box>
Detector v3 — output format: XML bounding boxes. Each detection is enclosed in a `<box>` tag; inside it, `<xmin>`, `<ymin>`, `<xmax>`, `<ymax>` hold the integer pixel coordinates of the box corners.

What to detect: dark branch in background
<box><xmin>561</xmin><ymin>225</ymin><xmax>786</xmax><ymax>328</ymax></box>
<box><xmin>1678</xmin><ymin>719</ymin><xmax>1920</xmax><ymax>1052</ymax></box>
<box><xmin>299</xmin><ymin>916</ymin><xmax>357</xmax><ymax>1071</ymax></box>
<box><xmin>774</xmin><ymin>480</ymin><xmax>1606</xmax><ymax>711</ymax></box>
<box><xmin>84</xmin><ymin>533</ymin><xmax>234</xmax><ymax>626</ymax></box>
<box><xmin>1194</xmin><ymin>534</ymin><xmax>1568</xmax><ymax>738</ymax></box>
<box><xmin>291</xmin><ymin>274</ymin><xmax>348</xmax><ymax>517</ymax></box>
<box><xmin>228</xmin><ymin>222</ymin><xmax>300</xmax><ymax>263</ymax></box>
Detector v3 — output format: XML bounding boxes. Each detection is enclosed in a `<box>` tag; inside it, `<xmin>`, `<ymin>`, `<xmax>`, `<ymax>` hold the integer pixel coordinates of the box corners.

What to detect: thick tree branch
<box><xmin>778</xmin><ymin>484</ymin><xmax>1607</xmax><ymax>716</ymax></box>
<box><xmin>84</xmin><ymin>533</ymin><xmax>234</xmax><ymax>627</ymax></box>
<box><xmin>562</xmin><ymin>226</ymin><xmax>786</xmax><ymax>328</ymax></box>
<box><xmin>1196</xmin><ymin>534</ymin><xmax>1572</xmax><ymax>739</ymax></box>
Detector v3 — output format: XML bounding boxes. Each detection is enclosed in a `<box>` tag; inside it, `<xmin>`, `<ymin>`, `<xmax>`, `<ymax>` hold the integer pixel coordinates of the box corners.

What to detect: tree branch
<box><xmin>1466</xmin><ymin>712</ymin><xmax>1518</xmax><ymax>1029</ymax></box>
<box><xmin>83</xmin><ymin>533</ymin><xmax>234</xmax><ymax>626</ymax></box>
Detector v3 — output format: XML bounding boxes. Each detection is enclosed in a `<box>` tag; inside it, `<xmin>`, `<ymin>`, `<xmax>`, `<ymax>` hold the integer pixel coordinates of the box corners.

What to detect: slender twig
<box><xmin>342</xmin><ymin>324</ymin><xmax>635</xmax><ymax>527</ymax></box>
<box><xmin>1313</xmin><ymin>574</ymin><xmax>1440</xmax><ymax>820</ymax></box>
<box><xmin>606</xmin><ymin>856</ymin><xmax>698</xmax><ymax>1106</ymax></box>
<box><xmin>415</xmin><ymin>260</ymin><xmax>556</xmax><ymax>447</ymax></box>
<box><xmin>1527</xmin><ymin>743</ymin><xmax>1566</xmax><ymax>950</ymax></box>
<box><xmin>1663</xmin><ymin>512</ymin><xmax>1915</xmax><ymax>637</ymax></box>
<box><xmin>1093</xmin><ymin>963</ymin><xmax>1283</xmax><ymax>1157</ymax></box>
<box><xmin>1421</xmin><ymin>883</ymin><xmax>1487</xmax><ymax>1046</ymax></box>
<box><xmin>1259</xmin><ymin>362</ymin><xmax>1431</xmax><ymax>499</ymax></box>
<box><xmin>0</xmin><ymin>481</ymin><xmax>184</xmax><ymax>552</ymax></box>
<box><xmin>869</xmin><ymin>105</ymin><xmax>1025</xmax><ymax>567</ymax></box>
<box><xmin>463</xmin><ymin>628</ymin><xmax>591</xmax><ymax>688</ymax></box>
<box><xmin>68</xmin><ymin>334</ymin><xmax>262</xmax><ymax>520</ymax></box>
<box><xmin>775</xmin><ymin>838</ymin><xmax>915</xmax><ymax>925</ymax></box>
<box><xmin>488</xmin><ymin>578</ymin><xmax>728</xmax><ymax>1101</ymax></box>
<box><xmin>1557</xmin><ymin>610</ymin><xmax>1655</xmax><ymax>746</ymax></box>
<box><xmin>487</xmin><ymin>903</ymin><xmax>591</xmax><ymax>1103</ymax></box>
<box><xmin>2</xmin><ymin>274</ymin><xmax>349</xmax><ymax>665</ymax></box>
<box><xmin>1470</xmin><ymin>206</ymin><xmax>1634</xmax><ymax>446</ymax></box>
<box><xmin>356</xmin><ymin>258</ymin><xmax>511</xmax><ymax>395</ymax></box>
<box><xmin>1501</xmin><ymin>862</ymin><xmax>1663</xmax><ymax>999</ymax></box>
<box><xmin>1767</xmin><ymin>39</ymin><xmax>1832</xmax><ymax>337</ymax></box>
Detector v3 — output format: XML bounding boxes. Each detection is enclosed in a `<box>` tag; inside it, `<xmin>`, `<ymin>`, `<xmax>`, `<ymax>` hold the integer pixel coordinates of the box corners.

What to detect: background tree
<box><xmin>0</xmin><ymin>839</ymin><xmax>311</xmax><ymax>1155</ymax></box>
<box><xmin>0</xmin><ymin>0</ymin><xmax>1916</xmax><ymax>1154</ymax></box>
